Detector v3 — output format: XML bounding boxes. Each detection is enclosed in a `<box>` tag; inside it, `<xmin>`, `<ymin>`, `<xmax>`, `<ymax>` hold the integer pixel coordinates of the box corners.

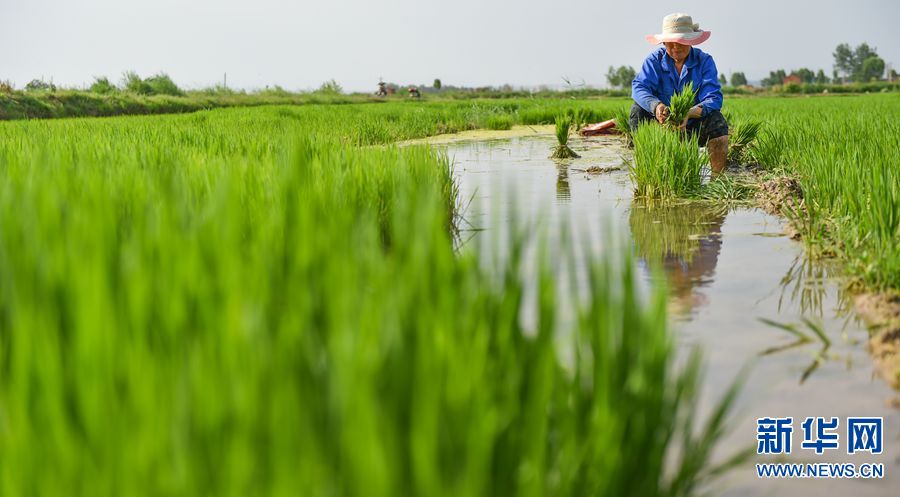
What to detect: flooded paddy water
<box><xmin>426</xmin><ymin>129</ymin><xmax>899</xmax><ymax>497</ymax></box>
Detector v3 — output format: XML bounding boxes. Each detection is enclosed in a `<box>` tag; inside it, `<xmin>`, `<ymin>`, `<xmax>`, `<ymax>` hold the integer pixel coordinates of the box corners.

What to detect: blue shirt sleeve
<box><xmin>696</xmin><ymin>56</ymin><xmax>723</xmax><ymax>117</ymax></box>
<box><xmin>632</xmin><ymin>56</ymin><xmax>662</xmax><ymax>115</ymax></box>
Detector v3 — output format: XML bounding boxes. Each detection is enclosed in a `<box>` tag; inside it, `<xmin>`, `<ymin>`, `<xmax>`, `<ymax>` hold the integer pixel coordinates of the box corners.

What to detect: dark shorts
<box><xmin>629</xmin><ymin>102</ymin><xmax>729</xmax><ymax>146</ymax></box>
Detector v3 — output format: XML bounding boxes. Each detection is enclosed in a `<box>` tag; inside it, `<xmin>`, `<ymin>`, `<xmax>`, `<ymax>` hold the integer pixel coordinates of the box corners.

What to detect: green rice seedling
<box><xmin>0</xmin><ymin>93</ymin><xmax>898</xmax><ymax>497</ymax></box>
<box><xmin>5</xmin><ymin>91</ymin><xmax>890</xmax><ymax>293</ymax></box>
<box><xmin>693</xmin><ymin>173</ymin><xmax>757</xmax><ymax>201</ymax></box>
<box><xmin>551</xmin><ymin>115</ymin><xmax>580</xmax><ymax>159</ymax></box>
<box><xmin>485</xmin><ymin>114</ymin><xmax>514</xmax><ymax>130</ymax></box>
<box><xmin>726</xmin><ymin>94</ymin><xmax>900</xmax><ymax>290</ymax></box>
<box><xmin>727</xmin><ymin>118</ymin><xmax>762</xmax><ymax>164</ymax></box>
<box><xmin>666</xmin><ymin>82</ymin><xmax>696</xmax><ymax>130</ymax></box>
<box><xmin>571</xmin><ymin>108</ymin><xmax>588</xmax><ymax>131</ymax></box>
<box><xmin>749</xmin><ymin>126</ymin><xmax>791</xmax><ymax>169</ymax></box>
<box><xmin>631</xmin><ymin>122</ymin><xmax>707</xmax><ymax>198</ymax></box>
<box><xmin>0</xmin><ymin>91</ymin><xmax>896</xmax><ymax>296</ymax></box>
<box><xmin>614</xmin><ymin>106</ymin><xmax>633</xmax><ymax>142</ymax></box>
<box><xmin>0</xmin><ymin>104</ymin><xmax>747</xmax><ymax>497</ymax></box>
<box><xmin>517</xmin><ymin>107</ymin><xmax>556</xmax><ymax>125</ymax></box>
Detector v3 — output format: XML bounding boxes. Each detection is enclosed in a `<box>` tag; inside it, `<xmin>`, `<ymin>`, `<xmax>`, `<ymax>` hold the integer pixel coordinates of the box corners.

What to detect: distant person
<box><xmin>630</xmin><ymin>13</ymin><xmax>729</xmax><ymax>174</ymax></box>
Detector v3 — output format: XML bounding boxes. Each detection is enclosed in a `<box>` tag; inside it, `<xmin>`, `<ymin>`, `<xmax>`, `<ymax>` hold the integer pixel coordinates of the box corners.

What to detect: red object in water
<box><xmin>579</xmin><ymin>119</ymin><xmax>620</xmax><ymax>136</ymax></box>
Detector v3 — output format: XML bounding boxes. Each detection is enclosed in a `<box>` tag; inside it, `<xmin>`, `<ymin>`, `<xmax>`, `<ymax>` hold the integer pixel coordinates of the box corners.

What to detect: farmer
<box><xmin>631</xmin><ymin>13</ymin><xmax>729</xmax><ymax>174</ymax></box>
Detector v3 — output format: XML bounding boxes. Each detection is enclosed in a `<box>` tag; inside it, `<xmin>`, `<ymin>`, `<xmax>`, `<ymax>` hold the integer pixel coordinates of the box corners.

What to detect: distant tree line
<box><xmin>9</xmin><ymin>72</ymin><xmax>187</xmax><ymax>96</ymax></box>
<box><xmin>757</xmin><ymin>68</ymin><xmax>831</xmax><ymax>87</ymax></box>
<box><xmin>723</xmin><ymin>42</ymin><xmax>892</xmax><ymax>88</ymax></box>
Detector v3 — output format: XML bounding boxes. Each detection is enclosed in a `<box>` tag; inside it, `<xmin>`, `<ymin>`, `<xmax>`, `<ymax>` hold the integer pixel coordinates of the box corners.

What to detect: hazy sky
<box><xmin>2</xmin><ymin>0</ymin><xmax>897</xmax><ymax>92</ymax></box>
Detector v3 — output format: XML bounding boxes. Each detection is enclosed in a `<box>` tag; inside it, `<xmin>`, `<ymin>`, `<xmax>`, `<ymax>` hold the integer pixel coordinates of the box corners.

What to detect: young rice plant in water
<box><xmin>551</xmin><ymin>114</ymin><xmax>580</xmax><ymax>159</ymax></box>
<box><xmin>631</xmin><ymin>122</ymin><xmax>708</xmax><ymax>198</ymax></box>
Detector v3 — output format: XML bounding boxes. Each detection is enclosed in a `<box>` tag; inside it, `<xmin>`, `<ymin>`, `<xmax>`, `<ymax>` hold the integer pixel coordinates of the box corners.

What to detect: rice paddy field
<box><xmin>0</xmin><ymin>93</ymin><xmax>897</xmax><ymax>496</ymax></box>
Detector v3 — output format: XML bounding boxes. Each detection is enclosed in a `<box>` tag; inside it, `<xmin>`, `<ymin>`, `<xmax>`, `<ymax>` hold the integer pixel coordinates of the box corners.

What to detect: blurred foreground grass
<box><xmin>0</xmin><ymin>105</ymin><xmax>741</xmax><ymax>495</ymax></box>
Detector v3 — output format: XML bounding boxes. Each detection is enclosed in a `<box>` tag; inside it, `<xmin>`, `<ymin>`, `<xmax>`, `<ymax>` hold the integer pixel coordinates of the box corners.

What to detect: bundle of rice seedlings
<box><xmin>727</xmin><ymin>118</ymin><xmax>762</xmax><ymax>164</ymax></box>
<box><xmin>666</xmin><ymin>82</ymin><xmax>696</xmax><ymax>130</ymax></box>
<box><xmin>550</xmin><ymin>115</ymin><xmax>580</xmax><ymax>159</ymax></box>
<box><xmin>632</xmin><ymin>122</ymin><xmax>707</xmax><ymax>197</ymax></box>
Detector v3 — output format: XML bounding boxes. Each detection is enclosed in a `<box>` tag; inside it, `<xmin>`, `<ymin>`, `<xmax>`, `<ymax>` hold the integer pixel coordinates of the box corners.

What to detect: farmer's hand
<box><xmin>654</xmin><ymin>103</ymin><xmax>669</xmax><ymax>124</ymax></box>
<box><xmin>679</xmin><ymin>105</ymin><xmax>704</xmax><ymax>130</ymax></box>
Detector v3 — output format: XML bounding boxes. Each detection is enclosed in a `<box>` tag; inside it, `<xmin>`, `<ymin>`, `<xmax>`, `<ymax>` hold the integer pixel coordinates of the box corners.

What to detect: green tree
<box><xmin>729</xmin><ymin>72</ymin><xmax>747</xmax><ymax>87</ymax></box>
<box><xmin>605</xmin><ymin>66</ymin><xmax>619</xmax><ymax>88</ymax></box>
<box><xmin>433</xmin><ymin>78</ymin><xmax>441</xmax><ymax>90</ymax></box>
<box><xmin>859</xmin><ymin>56</ymin><xmax>885</xmax><ymax>82</ymax></box>
<box><xmin>853</xmin><ymin>43</ymin><xmax>878</xmax><ymax>66</ymax></box>
<box><xmin>832</xmin><ymin>43</ymin><xmax>854</xmax><ymax>81</ymax></box>
<box><xmin>833</xmin><ymin>42</ymin><xmax>884</xmax><ymax>83</ymax></box>
<box><xmin>851</xmin><ymin>44</ymin><xmax>881</xmax><ymax>82</ymax></box>
<box><xmin>794</xmin><ymin>68</ymin><xmax>815</xmax><ymax>84</ymax></box>
<box><xmin>606</xmin><ymin>65</ymin><xmax>636</xmax><ymax>89</ymax></box>
<box><xmin>762</xmin><ymin>69</ymin><xmax>786</xmax><ymax>87</ymax></box>
<box><xmin>815</xmin><ymin>69</ymin><xmax>828</xmax><ymax>84</ymax></box>
<box><xmin>621</xmin><ymin>66</ymin><xmax>636</xmax><ymax>87</ymax></box>
<box><xmin>718</xmin><ymin>73</ymin><xmax>727</xmax><ymax>86</ymax></box>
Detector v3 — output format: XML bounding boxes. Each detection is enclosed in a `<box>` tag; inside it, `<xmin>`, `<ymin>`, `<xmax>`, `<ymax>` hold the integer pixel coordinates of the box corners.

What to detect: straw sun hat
<box><xmin>645</xmin><ymin>13</ymin><xmax>710</xmax><ymax>46</ymax></box>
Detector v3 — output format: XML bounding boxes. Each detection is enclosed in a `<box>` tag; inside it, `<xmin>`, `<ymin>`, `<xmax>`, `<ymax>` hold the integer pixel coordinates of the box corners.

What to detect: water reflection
<box><xmin>556</xmin><ymin>165</ymin><xmax>570</xmax><ymax>203</ymax></box>
<box><xmin>777</xmin><ymin>255</ymin><xmax>855</xmax><ymax>322</ymax></box>
<box><xmin>629</xmin><ymin>201</ymin><xmax>728</xmax><ymax>318</ymax></box>
<box><xmin>445</xmin><ymin>136</ymin><xmax>900</xmax><ymax>496</ymax></box>
<box><xmin>762</xmin><ymin>256</ymin><xmax>860</xmax><ymax>384</ymax></box>
<box><xmin>758</xmin><ymin>316</ymin><xmax>835</xmax><ymax>384</ymax></box>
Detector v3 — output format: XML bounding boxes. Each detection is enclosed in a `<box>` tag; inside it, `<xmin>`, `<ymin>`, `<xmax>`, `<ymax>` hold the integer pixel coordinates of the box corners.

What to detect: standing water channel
<box><xmin>425</xmin><ymin>129</ymin><xmax>899</xmax><ymax>497</ymax></box>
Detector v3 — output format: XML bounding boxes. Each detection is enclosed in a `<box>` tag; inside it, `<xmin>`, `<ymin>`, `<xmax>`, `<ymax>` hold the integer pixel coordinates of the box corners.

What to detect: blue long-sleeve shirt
<box><xmin>631</xmin><ymin>46</ymin><xmax>723</xmax><ymax>119</ymax></box>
